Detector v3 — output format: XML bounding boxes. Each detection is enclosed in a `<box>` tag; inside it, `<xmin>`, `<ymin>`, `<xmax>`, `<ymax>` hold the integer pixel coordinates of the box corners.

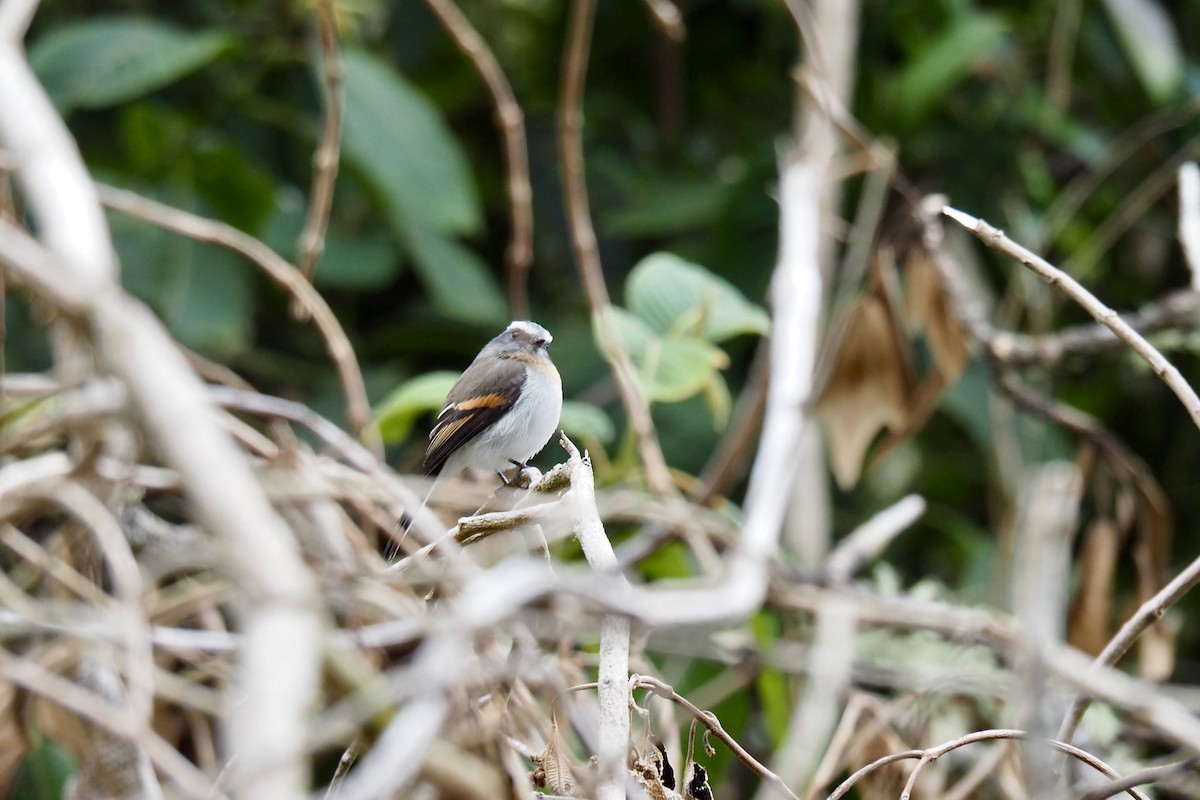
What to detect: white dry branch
<box><xmin>561</xmin><ymin>436</ymin><xmax>632</xmax><ymax>800</ymax></box>
<box><xmin>824</xmin><ymin>494</ymin><xmax>926</xmax><ymax>584</ymax></box>
<box><xmin>0</xmin><ymin>8</ymin><xmax>323</xmax><ymax>799</ymax></box>
<box><xmin>1180</xmin><ymin>162</ymin><xmax>1200</xmax><ymax>288</ymax></box>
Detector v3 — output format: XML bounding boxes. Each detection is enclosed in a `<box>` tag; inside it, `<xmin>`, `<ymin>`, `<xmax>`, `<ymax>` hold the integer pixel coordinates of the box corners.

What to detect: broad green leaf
<box><xmin>600</xmin><ymin>308</ymin><xmax>727</xmax><ymax>405</ymax></box>
<box><xmin>316</xmin><ymin>232</ymin><xmax>402</xmax><ymax>290</ymax></box>
<box><xmin>641</xmin><ymin>337</ymin><xmax>726</xmax><ymax>406</ymax></box>
<box><xmin>638</xmin><ymin>540</ymin><xmax>695</xmax><ymax>580</ymax></box>
<box><xmin>374</xmin><ymin>371</ymin><xmax>458</xmax><ymax>443</ymax></box>
<box><xmin>894</xmin><ymin>14</ymin><xmax>1008</xmax><ymax>128</ymax></box>
<box><xmin>341</xmin><ymin>48</ymin><xmax>481</xmax><ymax>237</ymax></box>
<box><xmin>30</xmin><ymin>17</ymin><xmax>234</xmax><ymax>113</ymax></box>
<box><xmin>605</xmin><ymin>178</ymin><xmax>729</xmax><ymax>236</ymax></box>
<box><xmin>162</xmin><ymin>245</ymin><xmax>255</xmax><ymax>357</ymax></box>
<box><xmin>118</xmin><ymin>102</ymin><xmax>189</xmax><ymax>175</ymax></box>
<box><xmin>626</xmin><ymin>252</ymin><xmax>769</xmax><ymax>342</ymax></box>
<box><xmin>1100</xmin><ymin>0</ymin><xmax>1183</xmax><ymax>102</ymax></box>
<box><xmin>113</xmin><ymin>209</ymin><xmax>255</xmax><ymax>358</ymax></box>
<box><xmin>601</xmin><ymin>306</ymin><xmax>657</xmax><ymax>363</ymax></box>
<box><xmin>191</xmin><ymin>139</ymin><xmax>277</xmax><ymax>233</ymax></box>
<box><xmin>559</xmin><ymin>400</ymin><xmax>615</xmax><ymax>445</ymax></box>
<box><xmin>261</xmin><ymin>196</ymin><xmax>402</xmax><ymax>290</ymax></box>
<box><xmin>9</xmin><ymin>734</ymin><xmax>76</xmax><ymax>800</ymax></box>
<box><xmin>401</xmin><ymin>223</ymin><xmax>506</xmax><ymax>324</ymax></box>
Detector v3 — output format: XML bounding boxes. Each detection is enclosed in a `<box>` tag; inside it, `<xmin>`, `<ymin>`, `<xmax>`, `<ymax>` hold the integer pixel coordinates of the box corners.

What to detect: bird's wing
<box><xmin>423</xmin><ymin>357</ymin><xmax>526</xmax><ymax>475</ymax></box>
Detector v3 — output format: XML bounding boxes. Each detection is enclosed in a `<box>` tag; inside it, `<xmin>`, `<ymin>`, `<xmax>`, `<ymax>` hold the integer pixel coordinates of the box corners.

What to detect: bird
<box><xmin>392</xmin><ymin>321</ymin><xmax>562</xmax><ymax>553</ymax></box>
<box><xmin>424</xmin><ymin>319</ymin><xmax>563</xmax><ymax>480</ymax></box>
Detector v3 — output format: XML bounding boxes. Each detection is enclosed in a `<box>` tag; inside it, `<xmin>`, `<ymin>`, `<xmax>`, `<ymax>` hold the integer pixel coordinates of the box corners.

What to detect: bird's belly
<box><xmin>469</xmin><ymin>367</ymin><xmax>562</xmax><ymax>471</ymax></box>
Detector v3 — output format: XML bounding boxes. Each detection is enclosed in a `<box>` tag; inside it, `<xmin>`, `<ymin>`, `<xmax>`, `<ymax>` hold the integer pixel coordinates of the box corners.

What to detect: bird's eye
<box><xmin>510</xmin><ymin>330</ymin><xmax>520</xmax><ymax>340</ymax></box>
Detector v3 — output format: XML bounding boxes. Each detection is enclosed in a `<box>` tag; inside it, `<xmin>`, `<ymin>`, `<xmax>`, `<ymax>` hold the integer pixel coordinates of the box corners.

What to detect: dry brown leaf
<box><xmin>1066</xmin><ymin>519</ymin><xmax>1120</xmax><ymax>655</ymax></box>
<box><xmin>904</xmin><ymin>247</ymin><xmax>969</xmax><ymax>383</ymax></box>
<box><xmin>531</xmin><ymin>716</ymin><xmax>578</xmax><ymax>796</ymax></box>
<box><xmin>632</xmin><ymin>737</ymin><xmax>680</xmax><ymax>800</ymax></box>
<box><xmin>818</xmin><ymin>289</ymin><xmax>914</xmax><ymax>489</ymax></box>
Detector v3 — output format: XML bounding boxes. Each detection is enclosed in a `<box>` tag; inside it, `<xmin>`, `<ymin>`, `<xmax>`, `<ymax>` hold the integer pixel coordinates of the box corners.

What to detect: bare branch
<box><xmin>943</xmin><ymin>205</ymin><xmax>1200</xmax><ymax>434</ymax></box>
<box><xmin>295</xmin><ymin>0</ymin><xmax>343</xmax><ymax>287</ymax></box>
<box><xmin>0</xmin><ymin>37</ymin><xmax>324</xmax><ymax>797</ymax></box>
<box><xmin>558</xmin><ymin>0</ymin><xmax>674</xmax><ymax>497</ymax></box>
<box><xmin>827</xmin><ymin>729</ymin><xmax>1149</xmax><ymax>800</ymax></box>
<box><xmin>633</xmin><ymin>675</ymin><xmax>801</xmax><ymax>800</ymax></box>
<box><xmin>561</xmin><ymin>435</ymin><xmax>632</xmax><ymax>800</ymax></box>
<box><xmin>1180</xmin><ymin>162</ymin><xmax>1200</xmax><ymax>288</ymax></box>
<box><xmin>423</xmin><ymin>0</ymin><xmax>534</xmax><ymax>318</ymax></box>
<box><xmin>824</xmin><ymin>494</ymin><xmax>926</xmax><ymax>584</ymax></box>
<box><xmin>96</xmin><ymin>183</ymin><xmax>377</xmax><ymax>449</ymax></box>
<box><xmin>639</xmin><ymin>0</ymin><xmax>685</xmax><ymax>41</ymax></box>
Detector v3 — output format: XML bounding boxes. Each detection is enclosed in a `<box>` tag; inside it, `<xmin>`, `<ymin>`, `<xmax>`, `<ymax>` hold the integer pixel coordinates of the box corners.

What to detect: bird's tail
<box><xmin>386</xmin><ymin>476</ymin><xmax>442</xmax><ymax>563</ymax></box>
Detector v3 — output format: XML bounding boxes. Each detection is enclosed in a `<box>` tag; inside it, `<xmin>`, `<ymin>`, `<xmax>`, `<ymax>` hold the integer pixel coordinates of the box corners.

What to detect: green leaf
<box><xmin>559</xmin><ymin>400</ymin><xmax>615</xmax><ymax>445</ymax></box>
<box><xmin>638</xmin><ymin>540</ymin><xmax>695</xmax><ymax>580</ymax></box>
<box><xmin>30</xmin><ymin>17</ymin><xmax>234</xmax><ymax>113</ymax></box>
<box><xmin>626</xmin><ymin>252</ymin><xmax>769</xmax><ymax>342</ymax></box>
<box><xmin>316</xmin><ymin>232</ymin><xmax>402</xmax><ymax>290</ymax></box>
<box><xmin>374</xmin><ymin>371</ymin><xmax>458</xmax><ymax>444</ymax></box>
<box><xmin>191</xmin><ymin>138</ymin><xmax>277</xmax><ymax>233</ymax></box>
<box><xmin>118</xmin><ymin>102</ymin><xmax>189</xmax><ymax>176</ymax></box>
<box><xmin>341</xmin><ymin>47</ymin><xmax>481</xmax><ymax>237</ymax></box>
<box><xmin>113</xmin><ymin>209</ymin><xmax>255</xmax><ymax>358</ymax></box>
<box><xmin>163</xmin><ymin>245</ymin><xmax>255</xmax><ymax>357</ymax></box>
<box><xmin>605</xmin><ymin>178</ymin><xmax>729</xmax><ymax>237</ymax></box>
<box><xmin>600</xmin><ymin>308</ymin><xmax>728</xmax><ymax>405</ymax></box>
<box><xmin>260</xmin><ymin>196</ymin><xmax>402</xmax><ymax>290</ymax></box>
<box><xmin>1100</xmin><ymin>0</ymin><xmax>1183</xmax><ymax>102</ymax></box>
<box><xmin>10</xmin><ymin>734</ymin><xmax>76</xmax><ymax>800</ymax></box>
<box><xmin>602</xmin><ymin>306</ymin><xmax>657</xmax><ymax>363</ymax></box>
<box><xmin>893</xmin><ymin>14</ymin><xmax>1008</xmax><ymax>127</ymax></box>
<box><xmin>401</xmin><ymin>223</ymin><xmax>507</xmax><ymax>324</ymax></box>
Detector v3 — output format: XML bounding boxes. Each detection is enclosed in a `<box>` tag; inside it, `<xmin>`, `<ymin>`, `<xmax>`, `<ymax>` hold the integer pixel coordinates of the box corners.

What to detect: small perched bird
<box><xmin>393</xmin><ymin>321</ymin><xmax>561</xmax><ymax>554</ymax></box>
<box><xmin>424</xmin><ymin>319</ymin><xmax>563</xmax><ymax>480</ymax></box>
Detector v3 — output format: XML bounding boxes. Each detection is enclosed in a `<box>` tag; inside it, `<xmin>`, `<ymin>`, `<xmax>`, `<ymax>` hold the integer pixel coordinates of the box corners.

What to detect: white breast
<box><xmin>453</xmin><ymin>363</ymin><xmax>562</xmax><ymax>473</ymax></box>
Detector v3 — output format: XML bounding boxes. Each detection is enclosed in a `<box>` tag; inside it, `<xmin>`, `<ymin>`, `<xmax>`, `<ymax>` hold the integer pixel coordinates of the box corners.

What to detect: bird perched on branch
<box><xmin>424</xmin><ymin>319</ymin><xmax>563</xmax><ymax>481</ymax></box>
<box><xmin>393</xmin><ymin>321</ymin><xmax>562</xmax><ymax>552</ymax></box>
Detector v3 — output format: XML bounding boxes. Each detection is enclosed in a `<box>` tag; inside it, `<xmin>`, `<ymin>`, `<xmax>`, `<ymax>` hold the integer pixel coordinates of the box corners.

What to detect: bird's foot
<box><xmin>502</xmin><ymin>458</ymin><xmax>540</xmax><ymax>489</ymax></box>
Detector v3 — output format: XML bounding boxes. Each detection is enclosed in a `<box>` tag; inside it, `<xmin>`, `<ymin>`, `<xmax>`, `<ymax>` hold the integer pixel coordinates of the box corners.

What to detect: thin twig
<box><xmin>0</xmin><ymin>649</ymin><xmax>225</xmax><ymax>800</ymax></box>
<box><xmin>988</xmin><ymin>288</ymin><xmax>1200</xmax><ymax>367</ymax></box>
<box><xmin>943</xmin><ymin>205</ymin><xmax>1200</xmax><ymax>434</ymax></box>
<box><xmin>823</xmin><ymin>494</ymin><xmax>925</xmax><ymax>584</ymax></box>
<box><xmin>694</xmin><ymin>333</ymin><xmax>769</xmax><ymax>504</ymax></box>
<box><xmin>763</xmin><ymin>597</ymin><xmax>857</xmax><ymax>798</ymax></box>
<box><xmin>632</xmin><ymin>675</ymin><xmax>802</xmax><ymax>800</ymax></box>
<box><xmin>1039</xmin><ymin>95</ymin><xmax>1200</xmax><ymax>251</ymax></box>
<box><xmin>1065</xmin><ymin>131</ymin><xmax>1200</xmax><ymax>277</ymax></box>
<box><xmin>324</xmin><ymin>737</ymin><xmax>361</xmax><ymax>799</ymax></box>
<box><xmin>558</xmin><ymin>0</ymin><xmax>674</xmax><ymax>497</ymax></box>
<box><xmin>295</xmin><ymin>0</ymin><xmax>343</xmax><ymax>288</ymax></box>
<box><xmin>96</xmin><ymin>183</ymin><xmax>378</xmax><ymax>451</ymax></box>
<box><xmin>1079</xmin><ymin>758</ymin><xmax>1200</xmax><ymax>800</ymax></box>
<box><xmin>1057</xmin><ymin>545</ymin><xmax>1200</xmax><ymax>743</ymax></box>
<box><xmin>826</xmin><ymin>729</ymin><xmax>1148</xmax><ymax>800</ymax></box>
<box><xmin>424</xmin><ymin>0</ymin><xmax>534</xmax><ymax>318</ymax></box>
